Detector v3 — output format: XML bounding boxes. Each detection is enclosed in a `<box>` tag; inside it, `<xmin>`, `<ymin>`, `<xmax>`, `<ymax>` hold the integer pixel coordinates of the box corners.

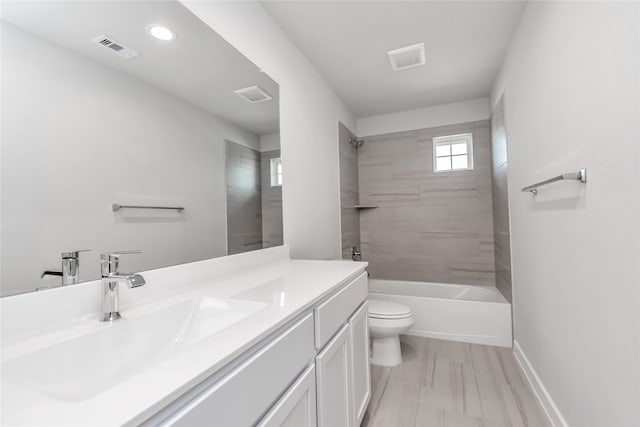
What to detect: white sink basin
<box><xmin>1</xmin><ymin>297</ymin><xmax>265</xmax><ymax>401</ymax></box>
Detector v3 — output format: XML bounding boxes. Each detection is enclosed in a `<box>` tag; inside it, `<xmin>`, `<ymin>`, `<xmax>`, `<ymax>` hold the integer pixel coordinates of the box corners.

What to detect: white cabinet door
<box><xmin>316</xmin><ymin>324</ymin><xmax>353</xmax><ymax>427</ymax></box>
<box><xmin>258</xmin><ymin>364</ymin><xmax>317</xmax><ymax>427</ymax></box>
<box><xmin>349</xmin><ymin>302</ymin><xmax>371</xmax><ymax>426</ymax></box>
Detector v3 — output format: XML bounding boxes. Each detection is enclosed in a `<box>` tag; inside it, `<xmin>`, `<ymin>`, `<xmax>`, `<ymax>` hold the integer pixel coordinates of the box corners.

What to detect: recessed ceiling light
<box><xmin>146</xmin><ymin>25</ymin><xmax>175</xmax><ymax>41</ymax></box>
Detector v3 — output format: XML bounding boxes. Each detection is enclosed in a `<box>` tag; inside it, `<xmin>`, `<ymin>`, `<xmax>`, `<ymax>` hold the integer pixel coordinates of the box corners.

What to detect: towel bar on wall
<box><xmin>112</xmin><ymin>203</ymin><xmax>184</xmax><ymax>212</ymax></box>
<box><xmin>521</xmin><ymin>168</ymin><xmax>587</xmax><ymax>195</ymax></box>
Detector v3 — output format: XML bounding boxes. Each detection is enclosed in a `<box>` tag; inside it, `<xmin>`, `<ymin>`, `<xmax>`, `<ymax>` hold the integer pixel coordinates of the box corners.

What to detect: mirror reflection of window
<box><xmin>270</xmin><ymin>158</ymin><xmax>283</xmax><ymax>187</ymax></box>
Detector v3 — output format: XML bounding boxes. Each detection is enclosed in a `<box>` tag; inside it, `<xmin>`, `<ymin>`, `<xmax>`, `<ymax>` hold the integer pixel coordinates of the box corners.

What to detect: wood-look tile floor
<box><xmin>361</xmin><ymin>336</ymin><xmax>550</xmax><ymax>427</ymax></box>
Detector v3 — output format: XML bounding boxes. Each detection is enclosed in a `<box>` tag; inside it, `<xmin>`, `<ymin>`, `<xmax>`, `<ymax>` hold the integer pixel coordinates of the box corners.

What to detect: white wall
<box><xmin>491</xmin><ymin>2</ymin><xmax>639</xmax><ymax>426</ymax></box>
<box><xmin>356</xmin><ymin>97</ymin><xmax>489</xmax><ymax>137</ymax></box>
<box><xmin>259</xmin><ymin>132</ymin><xmax>281</xmax><ymax>152</ymax></box>
<box><xmin>182</xmin><ymin>1</ymin><xmax>357</xmax><ymax>260</ymax></box>
<box><xmin>1</xmin><ymin>23</ymin><xmax>260</xmax><ymax>296</ymax></box>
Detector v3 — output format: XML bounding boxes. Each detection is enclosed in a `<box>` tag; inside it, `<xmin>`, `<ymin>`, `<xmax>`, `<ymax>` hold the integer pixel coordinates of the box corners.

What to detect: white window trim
<box><xmin>432</xmin><ymin>133</ymin><xmax>474</xmax><ymax>173</ymax></box>
<box><xmin>270</xmin><ymin>157</ymin><xmax>282</xmax><ymax>187</ymax></box>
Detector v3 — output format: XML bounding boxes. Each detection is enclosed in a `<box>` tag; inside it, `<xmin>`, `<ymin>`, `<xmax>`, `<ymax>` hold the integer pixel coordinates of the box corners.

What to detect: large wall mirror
<box><xmin>1</xmin><ymin>1</ymin><xmax>283</xmax><ymax>297</ymax></box>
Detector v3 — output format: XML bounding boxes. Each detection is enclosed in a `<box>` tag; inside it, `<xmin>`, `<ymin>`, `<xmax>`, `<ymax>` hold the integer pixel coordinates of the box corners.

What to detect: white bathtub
<box><xmin>368</xmin><ymin>279</ymin><xmax>512</xmax><ymax>347</ymax></box>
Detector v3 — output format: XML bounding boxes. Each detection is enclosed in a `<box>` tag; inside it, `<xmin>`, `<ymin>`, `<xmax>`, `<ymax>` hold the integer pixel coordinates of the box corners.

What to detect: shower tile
<box><xmin>359</xmin><ymin>120</ymin><xmax>496</xmax><ymax>286</ymax></box>
<box><xmin>359</xmin><ymin>161</ymin><xmax>394</xmax><ymax>182</ymax></box>
<box><xmin>339</xmin><ymin>123</ymin><xmax>361</xmax><ymax>259</ymax></box>
<box><xmin>490</xmin><ymin>98</ymin><xmax>513</xmax><ymax>302</ymax></box>
<box><xmin>226</xmin><ymin>141</ymin><xmax>263</xmax><ymax>255</ymax></box>
<box><xmin>359</xmin><ymin>206</ymin><xmax>395</xmax><ymax>222</ymax></box>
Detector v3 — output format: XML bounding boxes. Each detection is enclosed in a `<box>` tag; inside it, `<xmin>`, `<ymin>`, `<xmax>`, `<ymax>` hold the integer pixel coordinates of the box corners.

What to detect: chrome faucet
<box><xmin>41</xmin><ymin>250</ymin><xmax>90</xmax><ymax>286</ymax></box>
<box><xmin>351</xmin><ymin>246</ymin><xmax>362</xmax><ymax>262</ymax></box>
<box><xmin>100</xmin><ymin>251</ymin><xmax>145</xmax><ymax>322</ymax></box>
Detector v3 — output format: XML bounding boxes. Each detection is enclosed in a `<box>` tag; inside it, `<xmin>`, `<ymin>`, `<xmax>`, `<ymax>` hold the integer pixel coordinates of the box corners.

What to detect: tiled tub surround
<box><xmin>358</xmin><ymin>121</ymin><xmax>496</xmax><ymax>285</ymax></box>
<box><xmin>260</xmin><ymin>149</ymin><xmax>284</xmax><ymax>249</ymax></box>
<box><xmin>0</xmin><ymin>246</ymin><xmax>368</xmax><ymax>426</ymax></box>
<box><xmin>225</xmin><ymin>141</ymin><xmax>263</xmax><ymax>254</ymax></box>
<box><xmin>339</xmin><ymin>122</ymin><xmax>361</xmax><ymax>260</ymax></box>
<box><xmin>490</xmin><ymin>98</ymin><xmax>513</xmax><ymax>302</ymax></box>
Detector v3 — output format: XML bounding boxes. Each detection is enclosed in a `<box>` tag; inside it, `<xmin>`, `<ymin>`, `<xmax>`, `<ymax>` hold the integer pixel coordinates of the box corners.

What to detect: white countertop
<box><xmin>1</xmin><ymin>255</ymin><xmax>367</xmax><ymax>426</ymax></box>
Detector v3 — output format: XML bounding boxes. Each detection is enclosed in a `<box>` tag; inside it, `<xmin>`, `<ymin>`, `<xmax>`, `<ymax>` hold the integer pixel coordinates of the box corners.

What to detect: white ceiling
<box><xmin>261</xmin><ymin>1</ymin><xmax>525</xmax><ymax>118</ymax></box>
<box><xmin>2</xmin><ymin>1</ymin><xmax>280</xmax><ymax>135</ymax></box>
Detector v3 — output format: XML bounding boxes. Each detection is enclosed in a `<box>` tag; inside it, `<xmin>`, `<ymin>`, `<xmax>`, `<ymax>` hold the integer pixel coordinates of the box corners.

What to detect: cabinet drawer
<box><xmin>163</xmin><ymin>313</ymin><xmax>315</xmax><ymax>427</ymax></box>
<box><xmin>257</xmin><ymin>364</ymin><xmax>317</xmax><ymax>427</ymax></box>
<box><xmin>314</xmin><ymin>272</ymin><xmax>367</xmax><ymax>349</ymax></box>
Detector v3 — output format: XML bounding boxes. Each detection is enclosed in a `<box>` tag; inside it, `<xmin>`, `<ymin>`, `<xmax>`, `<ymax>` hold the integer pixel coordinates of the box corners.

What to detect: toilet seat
<box><xmin>368</xmin><ymin>299</ymin><xmax>412</xmax><ymax>320</ymax></box>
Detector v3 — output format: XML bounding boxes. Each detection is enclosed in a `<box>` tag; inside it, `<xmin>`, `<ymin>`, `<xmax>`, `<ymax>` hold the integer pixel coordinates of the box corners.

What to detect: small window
<box><xmin>432</xmin><ymin>133</ymin><xmax>473</xmax><ymax>173</ymax></box>
<box><xmin>270</xmin><ymin>157</ymin><xmax>283</xmax><ymax>186</ymax></box>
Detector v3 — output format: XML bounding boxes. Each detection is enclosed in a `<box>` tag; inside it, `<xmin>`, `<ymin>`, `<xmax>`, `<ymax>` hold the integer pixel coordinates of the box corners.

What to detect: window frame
<box><xmin>270</xmin><ymin>157</ymin><xmax>283</xmax><ymax>187</ymax></box>
<box><xmin>432</xmin><ymin>133</ymin><xmax>474</xmax><ymax>173</ymax></box>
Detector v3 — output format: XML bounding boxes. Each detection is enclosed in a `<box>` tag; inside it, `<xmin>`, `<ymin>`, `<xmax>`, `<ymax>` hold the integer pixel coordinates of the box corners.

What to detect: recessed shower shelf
<box><xmin>354</xmin><ymin>205</ymin><xmax>378</xmax><ymax>210</ymax></box>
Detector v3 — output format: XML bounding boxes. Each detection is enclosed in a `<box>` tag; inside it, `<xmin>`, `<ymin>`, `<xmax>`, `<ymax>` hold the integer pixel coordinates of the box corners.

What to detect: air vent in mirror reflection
<box><xmin>91</xmin><ymin>35</ymin><xmax>139</xmax><ymax>60</ymax></box>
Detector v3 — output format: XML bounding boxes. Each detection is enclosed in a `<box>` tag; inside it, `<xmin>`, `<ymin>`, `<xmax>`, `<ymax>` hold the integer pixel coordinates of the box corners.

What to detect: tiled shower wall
<box><xmin>260</xmin><ymin>149</ymin><xmax>284</xmax><ymax>249</ymax></box>
<box><xmin>358</xmin><ymin>120</ymin><xmax>496</xmax><ymax>285</ymax></box>
<box><xmin>339</xmin><ymin>122</ymin><xmax>361</xmax><ymax>260</ymax></box>
<box><xmin>490</xmin><ymin>98</ymin><xmax>513</xmax><ymax>301</ymax></box>
<box><xmin>225</xmin><ymin>141</ymin><xmax>263</xmax><ymax>254</ymax></box>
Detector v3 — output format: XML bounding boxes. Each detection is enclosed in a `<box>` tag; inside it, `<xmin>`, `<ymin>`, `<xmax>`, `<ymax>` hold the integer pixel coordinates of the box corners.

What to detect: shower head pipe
<box><xmin>348</xmin><ymin>137</ymin><xmax>365</xmax><ymax>149</ymax></box>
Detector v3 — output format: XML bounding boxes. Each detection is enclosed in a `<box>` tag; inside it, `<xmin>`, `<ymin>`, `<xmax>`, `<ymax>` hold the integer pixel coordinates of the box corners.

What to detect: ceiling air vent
<box><xmin>234</xmin><ymin>85</ymin><xmax>273</xmax><ymax>103</ymax></box>
<box><xmin>91</xmin><ymin>35</ymin><xmax>139</xmax><ymax>59</ymax></box>
<box><xmin>387</xmin><ymin>43</ymin><xmax>426</xmax><ymax>71</ymax></box>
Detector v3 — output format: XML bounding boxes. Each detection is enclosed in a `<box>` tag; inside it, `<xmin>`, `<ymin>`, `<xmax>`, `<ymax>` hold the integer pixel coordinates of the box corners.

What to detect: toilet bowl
<box><xmin>368</xmin><ymin>299</ymin><xmax>414</xmax><ymax>367</ymax></box>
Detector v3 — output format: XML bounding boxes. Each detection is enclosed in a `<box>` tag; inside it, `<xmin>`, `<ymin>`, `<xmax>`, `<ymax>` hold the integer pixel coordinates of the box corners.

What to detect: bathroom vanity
<box><xmin>1</xmin><ymin>2</ymin><xmax>370</xmax><ymax>425</ymax></box>
<box><xmin>0</xmin><ymin>247</ymin><xmax>371</xmax><ymax>426</ymax></box>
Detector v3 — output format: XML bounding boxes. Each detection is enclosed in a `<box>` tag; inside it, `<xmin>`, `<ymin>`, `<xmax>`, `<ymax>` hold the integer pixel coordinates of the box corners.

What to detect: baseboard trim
<box><xmin>405</xmin><ymin>330</ymin><xmax>511</xmax><ymax>348</ymax></box>
<box><xmin>513</xmin><ymin>340</ymin><xmax>568</xmax><ymax>427</ymax></box>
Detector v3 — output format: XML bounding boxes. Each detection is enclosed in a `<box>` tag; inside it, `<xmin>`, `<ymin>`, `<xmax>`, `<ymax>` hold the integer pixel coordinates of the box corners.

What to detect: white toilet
<box><xmin>368</xmin><ymin>299</ymin><xmax>414</xmax><ymax>367</ymax></box>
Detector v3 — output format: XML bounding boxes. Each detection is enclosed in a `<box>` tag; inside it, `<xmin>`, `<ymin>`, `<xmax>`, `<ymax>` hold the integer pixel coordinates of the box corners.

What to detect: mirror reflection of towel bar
<box><xmin>521</xmin><ymin>168</ymin><xmax>587</xmax><ymax>195</ymax></box>
<box><xmin>112</xmin><ymin>203</ymin><xmax>184</xmax><ymax>212</ymax></box>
